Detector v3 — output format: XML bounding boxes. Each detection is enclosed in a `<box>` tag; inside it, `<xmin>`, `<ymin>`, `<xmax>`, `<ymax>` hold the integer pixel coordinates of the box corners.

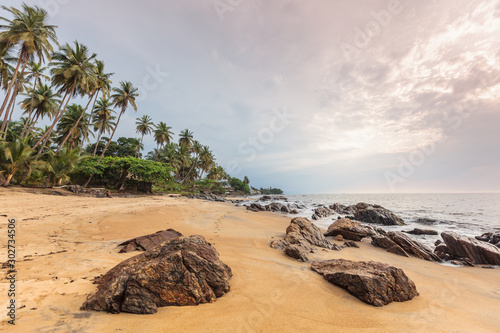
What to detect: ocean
<box><xmin>251</xmin><ymin>193</ymin><xmax>500</xmax><ymax>248</ymax></box>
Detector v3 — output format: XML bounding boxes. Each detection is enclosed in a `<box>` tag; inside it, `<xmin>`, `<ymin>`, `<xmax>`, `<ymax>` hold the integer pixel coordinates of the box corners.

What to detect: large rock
<box><xmin>81</xmin><ymin>235</ymin><xmax>232</xmax><ymax>314</ymax></box>
<box><xmin>118</xmin><ymin>229</ymin><xmax>183</xmax><ymax>253</ymax></box>
<box><xmin>371</xmin><ymin>232</ymin><xmax>441</xmax><ymax>262</ymax></box>
<box><xmin>440</xmin><ymin>231</ymin><xmax>500</xmax><ymax>265</ymax></box>
<box><xmin>311</xmin><ymin>206</ymin><xmax>334</xmax><ymax>220</ymax></box>
<box><xmin>311</xmin><ymin>259</ymin><xmax>418</xmax><ymax>307</ymax></box>
<box><xmin>324</xmin><ymin>218</ymin><xmax>376</xmax><ymax>241</ymax></box>
<box><xmin>348</xmin><ymin>203</ymin><xmax>404</xmax><ymax>226</ymax></box>
<box><xmin>475</xmin><ymin>232</ymin><xmax>500</xmax><ymax>248</ymax></box>
<box><xmin>403</xmin><ymin>228</ymin><xmax>438</xmax><ymax>236</ymax></box>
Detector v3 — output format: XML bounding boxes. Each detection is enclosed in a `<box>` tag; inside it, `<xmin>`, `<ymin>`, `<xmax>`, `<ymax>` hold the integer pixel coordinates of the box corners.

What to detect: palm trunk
<box><xmin>20</xmin><ymin>80</ymin><xmax>38</xmax><ymax>138</ymax></box>
<box><xmin>25</xmin><ymin>112</ymin><xmax>41</xmax><ymax>139</ymax></box>
<box><xmin>2</xmin><ymin>168</ymin><xmax>19</xmax><ymax>186</ymax></box>
<box><xmin>55</xmin><ymin>91</ymin><xmax>96</xmax><ymax>154</ymax></box>
<box><xmin>0</xmin><ymin>51</ymin><xmax>25</xmax><ymax>118</ymax></box>
<box><xmin>97</xmin><ymin>108</ymin><xmax>124</xmax><ymax>164</ymax></box>
<box><xmin>92</xmin><ymin>130</ymin><xmax>103</xmax><ymax>156</ymax></box>
<box><xmin>1</xmin><ymin>60</ymin><xmax>27</xmax><ymax>135</ymax></box>
<box><xmin>2</xmin><ymin>95</ymin><xmax>16</xmax><ymax>140</ymax></box>
<box><xmin>82</xmin><ymin>89</ymin><xmax>100</xmax><ymax>147</ymax></box>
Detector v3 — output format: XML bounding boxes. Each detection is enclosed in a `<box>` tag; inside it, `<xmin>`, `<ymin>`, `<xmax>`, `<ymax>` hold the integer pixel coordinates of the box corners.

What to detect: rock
<box><xmin>440</xmin><ymin>231</ymin><xmax>500</xmax><ymax>265</ymax></box>
<box><xmin>284</xmin><ymin>244</ymin><xmax>310</xmax><ymax>262</ymax></box>
<box><xmin>259</xmin><ymin>195</ymin><xmax>272</xmax><ymax>201</ymax></box>
<box><xmin>324</xmin><ymin>218</ymin><xmax>376</xmax><ymax>241</ymax></box>
<box><xmin>266</xmin><ymin>202</ymin><xmax>283</xmax><ymax>212</ymax></box>
<box><xmin>311</xmin><ymin>259</ymin><xmax>418</xmax><ymax>307</ymax></box>
<box><xmin>289</xmin><ymin>209</ymin><xmax>299</xmax><ymax>215</ymax></box>
<box><xmin>343</xmin><ymin>241</ymin><xmax>359</xmax><ymax>248</ymax></box>
<box><xmin>450</xmin><ymin>258</ymin><xmax>475</xmax><ymax>267</ymax></box>
<box><xmin>81</xmin><ymin>235</ymin><xmax>232</xmax><ymax>314</ymax></box>
<box><xmin>66</xmin><ymin>185</ymin><xmax>84</xmax><ymax>193</ymax></box>
<box><xmin>311</xmin><ymin>206</ymin><xmax>334</xmax><ymax>220</ymax></box>
<box><xmin>435</xmin><ymin>239</ymin><xmax>442</xmax><ymax>246</ymax></box>
<box><xmin>351</xmin><ymin>203</ymin><xmax>405</xmax><ymax>226</ymax></box>
<box><xmin>475</xmin><ymin>232</ymin><xmax>500</xmax><ymax>247</ymax></box>
<box><xmin>118</xmin><ymin>229</ymin><xmax>183</xmax><ymax>253</ymax></box>
<box><xmin>193</xmin><ymin>192</ymin><xmax>226</xmax><ymax>202</ymax></box>
<box><xmin>403</xmin><ymin>228</ymin><xmax>438</xmax><ymax>236</ymax></box>
<box><xmin>246</xmin><ymin>203</ymin><xmax>266</xmax><ymax>212</ymax></box>
<box><xmin>371</xmin><ymin>235</ymin><xmax>409</xmax><ymax>257</ymax></box>
<box><xmin>334</xmin><ymin>235</ymin><xmax>344</xmax><ymax>242</ymax></box>
<box><xmin>434</xmin><ymin>244</ymin><xmax>451</xmax><ymax>260</ymax></box>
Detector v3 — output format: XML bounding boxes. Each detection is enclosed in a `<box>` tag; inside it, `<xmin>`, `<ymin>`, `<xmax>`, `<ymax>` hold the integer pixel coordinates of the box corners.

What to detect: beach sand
<box><xmin>1</xmin><ymin>187</ymin><xmax>499</xmax><ymax>332</ymax></box>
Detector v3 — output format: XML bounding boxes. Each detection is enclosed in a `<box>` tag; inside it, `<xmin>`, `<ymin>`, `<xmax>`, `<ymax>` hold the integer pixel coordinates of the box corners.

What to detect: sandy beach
<box><xmin>1</xmin><ymin>188</ymin><xmax>499</xmax><ymax>333</ymax></box>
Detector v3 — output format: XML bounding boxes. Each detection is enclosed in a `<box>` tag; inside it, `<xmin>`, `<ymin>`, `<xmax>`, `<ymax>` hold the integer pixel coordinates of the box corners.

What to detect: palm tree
<box><xmin>199</xmin><ymin>146</ymin><xmax>214</xmax><ymax>179</ymax></box>
<box><xmin>135</xmin><ymin>115</ymin><xmax>154</xmax><ymax>148</ymax></box>
<box><xmin>0</xmin><ymin>137</ymin><xmax>41</xmax><ymax>186</ymax></box>
<box><xmin>0</xmin><ymin>41</ymin><xmax>15</xmax><ymax>90</ymax></box>
<box><xmin>21</xmin><ymin>84</ymin><xmax>60</xmax><ymax>138</ymax></box>
<box><xmin>179</xmin><ymin>129</ymin><xmax>194</xmax><ymax>148</ymax></box>
<box><xmin>33</xmin><ymin>41</ymin><xmax>96</xmax><ymax>150</ymax></box>
<box><xmin>1</xmin><ymin>72</ymin><xmax>28</xmax><ymax>138</ymax></box>
<box><xmin>153</xmin><ymin>121</ymin><xmax>173</xmax><ymax>150</ymax></box>
<box><xmin>97</xmin><ymin>81</ymin><xmax>138</xmax><ymax>163</ymax></box>
<box><xmin>0</xmin><ymin>4</ymin><xmax>58</xmax><ymax>118</ymax></box>
<box><xmin>91</xmin><ymin>98</ymin><xmax>115</xmax><ymax>156</ymax></box>
<box><xmin>19</xmin><ymin>62</ymin><xmax>49</xmax><ymax>137</ymax></box>
<box><xmin>45</xmin><ymin>147</ymin><xmax>85</xmax><ymax>187</ymax></box>
<box><xmin>55</xmin><ymin>104</ymin><xmax>92</xmax><ymax>150</ymax></box>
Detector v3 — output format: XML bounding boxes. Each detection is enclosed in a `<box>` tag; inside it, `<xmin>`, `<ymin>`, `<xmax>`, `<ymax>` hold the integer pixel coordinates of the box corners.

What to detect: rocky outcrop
<box><xmin>311</xmin><ymin>206</ymin><xmax>334</xmax><ymax>220</ymax></box>
<box><xmin>350</xmin><ymin>203</ymin><xmax>405</xmax><ymax>226</ymax></box>
<box><xmin>475</xmin><ymin>232</ymin><xmax>500</xmax><ymax>248</ymax></box>
<box><xmin>81</xmin><ymin>235</ymin><xmax>232</xmax><ymax>314</ymax></box>
<box><xmin>324</xmin><ymin>218</ymin><xmax>376</xmax><ymax>241</ymax></box>
<box><xmin>438</xmin><ymin>231</ymin><xmax>500</xmax><ymax>265</ymax></box>
<box><xmin>246</xmin><ymin>202</ymin><xmax>299</xmax><ymax>214</ymax></box>
<box><xmin>270</xmin><ymin>217</ymin><xmax>340</xmax><ymax>262</ymax></box>
<box><xmin>403</xmin><ymin>228</ymin><xmax>438</xmax><ymax>236</ymax></box>
<box><xmin>311</xmin><ymin>259</ymin><xmax>418</xmax><ymax>307</ymax></box>
<box><xmin>371</xmin><ymin>232</ymin><xmax>441</xmax><ymax>262</ymax></box>
<box><xmin>191</xmin><ymin>192</ymin><xmax>226</xmax><ymax>202</ymax></box>
<box><xmin>118</xmin><ymin>229</ymin><xmax>183</xmax><ymax>253</ymax></box>
<box><xmin>259</xmin><ymin>195</ymin><xmax>288</xmax><ymax>202</ymax></box>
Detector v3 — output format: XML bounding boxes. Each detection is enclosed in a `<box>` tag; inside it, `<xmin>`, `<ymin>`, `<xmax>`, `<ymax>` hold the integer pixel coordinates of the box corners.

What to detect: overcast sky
<box><xmin>4</xmin><ymin>0</ymin><xmax>500</xmax><ymax>193</ymax></box>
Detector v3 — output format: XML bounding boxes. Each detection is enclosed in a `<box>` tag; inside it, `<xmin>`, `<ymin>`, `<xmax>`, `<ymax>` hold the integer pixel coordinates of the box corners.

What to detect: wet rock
<box><xmin>403</xmin><ymin>228</ymin><xmax>438</xmax><ymax>236</ymax></box>
<box><xmin>351</xmin><ymin>203</ymin><xmax>405</xmax><ymax>226</ymax></box>
<box><xmin>440</xmin><ymin>231</ymin><xmax>500</xmax><ymax>265</ymax></box>
<box><xmin>371</xmin><ymin>235</ymin><xmax>409</xmax><ymax>257</ymax></box>
<box><xmin>311</xmin><ymin>259</ymin><xmax>418</xmax><ymax>307</ymax></box>
<box><xmin>312</xmin><ymin>206</ymin><xmax>335</xmax><ymax>220</ymax></box>
<box><xmin>371</xmin><ymin>232</ymin><xmax>441</xmax><ymax>262</ymax></box>
<box><xmin>81</xmin><ymin>235</ymin><xmax>232</xmax><ymax>314</ymax></box>
<box><xmin>246</xmin><ymin>203</ymin><xmax>266</xmax><ymax>212</ymax></box>
<box><xmin>324</xmin><ymin>218</ymin><xmax>376</xmax><ymax>241</ymax></box>
<box><xmin>118</xmin><ymin>229</ymin><xmax>183</xmax><ymax>253</ymax></box>
<box><xmin>475</xmin><ymin>232</ymin><xmax>500</xmax><ymax>247</ymax></box>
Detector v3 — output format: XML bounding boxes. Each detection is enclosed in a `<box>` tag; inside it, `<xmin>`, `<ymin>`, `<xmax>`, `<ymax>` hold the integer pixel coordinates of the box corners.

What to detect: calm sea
<box><xmin>255</xmin><ymin>193</ymin><xmax>500</xmax><ymax>248</ymax></box>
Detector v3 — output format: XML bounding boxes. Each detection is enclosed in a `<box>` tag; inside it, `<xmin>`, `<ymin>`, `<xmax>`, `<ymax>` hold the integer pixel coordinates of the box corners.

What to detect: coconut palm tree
<box><xmin>19</xmin><ymin>62</ymin><xmax>49</xmax><ymax>137</ymax></box>
<box><xmin>0</xmin><ymin>4</ymin><xmax>58</xmax><ymax>118</ymax></box>
<box><xmin>91</xmin><ymin>98</ymin><xmax>115</xmax><ymax>156</ymax></box>
<box><xmin>55</xmin><ymin>104</ymin><xmax>92</xmax><ymax>150</ymax></box>
<box><xmin>199</xmin><ymin>145</ymin><xmax>214</xmax><ymax>179</ymax></box>
<box><xmin>1</xmin><ymin>72</ymin><xmax>29</xmax><ymax>138</ymax></box>
<box><xmin>97</xmin><ymin>81</ymin><xmax>138</xmax><ymax>163</ymax></box>
<box><xmin>179</xmin><ymin>129</ymin><xmax>194</xmax><ymax>148</ymax></box>
<box><xmin>135</xmin><ymin>115</ymin><xmax>154</xmax><ymax>148</ymax></box>
<box><xmin>33</xmin><ymin>41</ymin><xmax>96</xmax><ymax>150</ymax></box>
<box><xmin>0</xmin><ymin>137</ymin><xmax>42</xmax><ymax>186</ymax></box>
<box><xmin>22</xmin><ymin>84</ymin><xmax>60</xmax><ymax>139</ymax></box>
<box><xmin>153</xmin><ymin>121</ymin><xmax>173</xmax><ymax>150</ymax></box>
<box><xmin>0</xmin><ymin>41</ymin><xmax>15</xmax><ymax>91</ymax></box>
<box><xmin>45</xmin><ymin>147</ymin><xmax>85</xmax><ymax>187</ymax></box>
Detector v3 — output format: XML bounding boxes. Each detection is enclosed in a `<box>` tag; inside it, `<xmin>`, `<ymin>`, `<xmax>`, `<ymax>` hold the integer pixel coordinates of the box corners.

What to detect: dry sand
<box><xmin>0</xmin><ymin>187</ymin><xmax>499</xmax><ymax>333</ymax></box>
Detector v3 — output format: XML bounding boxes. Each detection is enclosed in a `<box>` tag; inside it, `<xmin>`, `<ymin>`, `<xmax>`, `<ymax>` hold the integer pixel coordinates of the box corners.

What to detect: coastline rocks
<box><xmin>371</xmin><ymin>232</ymin><xmax>441</xmax><ymax>262</ymax></box>
<box><xmin>81</xmin><ymin>235</ymin><xmax>232</xmax><ymax>314</ymax></box>
<box><xmin>191</xmin><ymin>192</ymin><xmax>226</xmax><ymax>202</ymax></box>
<box><xmin>312</xmin><ymin>206</ymin><xmax>335</xmax><ymax>220</ymax></box>
<box><xmin>311</xmin><ymin>259</ymin><xmax>418</xmax><ymax>307</ymax></box>
<box><xmin>350</xmin><ymin>203</ymin><xmax>405</xmax><ymax>226</ymax></box>
<box><xmin>270</xmin><ymin>217</ymin><xmax>341</xmax><ymax>262</ymax></box>
<box><xmin>118</xmin><ymin>229</ymin><xmax>183</xmax><ymax>253</ymax></box>
<box><xmin>324</xmin><ymin>218</ymin><xmax>376</xmax><ymax>241</ymax></box>
<box><xmin>246</xmin><ymin>202</ymin><xmax>299</xmax><ymax>214</ymax></box>
<box><xmin>475</xmin><ymin>232</ymin><xmax>500</xmax><ymax>248</ymax></box>
<box><xmin>259</xmin><ymin>195</ymin><xmax>288</xmax><ymax>202</ymax></box>
<box><xmin>403</xmin><ymin>228</ymin><xmax>438</xmax><ymax>236</ymax></box>
<box><xmin>438</xmin><ymin>231</ymin><xmax>500</xmax><ymax>265</ymax></box>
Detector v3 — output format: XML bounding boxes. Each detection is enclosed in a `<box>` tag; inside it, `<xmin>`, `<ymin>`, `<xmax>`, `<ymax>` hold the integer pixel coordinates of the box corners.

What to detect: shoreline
<box><xmin>1</xmin><ymin>188</ymin><xmax>500</xmax><ymax>332</ymax></box>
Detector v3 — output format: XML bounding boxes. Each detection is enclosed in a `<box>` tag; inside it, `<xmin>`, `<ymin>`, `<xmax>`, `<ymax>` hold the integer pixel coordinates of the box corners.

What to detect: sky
<box><xmin>3</xmin><ymin>0</ymin><xmax>500</xmax><ymax>193</ymax></box>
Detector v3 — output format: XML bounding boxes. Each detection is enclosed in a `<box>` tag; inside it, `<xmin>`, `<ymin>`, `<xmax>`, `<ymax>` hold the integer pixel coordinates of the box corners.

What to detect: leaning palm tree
<box><xmin>55</xmin><ymin>104</ymin><xmax>92</xmax><ymax>150</ymax></box>
<box><xmin>179</xmin><ymin>129</ymin><xmax>194</xmax><ymax>148</ymax></box>
<box><xmin>0</xmin><ymin>41</ymin><xmax>15</xmax><ymax>91</ymax></box>
<box><xmin>1</xmin><ymin>72</ymin><xmax>29</xmax><ymax>138</ymax></box>
<box><xmin>91</xmin><ymin>98</ymin><xmax>115</xmax><ymax>156</ymax></box>
<box><xmin>153</xmin><ymin>121</ymin><xmax>173</xmax><ymax>149</ymax></box>
<box><xmin>33</xmin><ymin>41</ymin><xmax>96</xmax><ymax>151</ymax></box>
<box><xmin>0</xmin><ymin>137</ymin><xmax>41</xmax><ymax>186</ymax></box>
<box><xmin>45</xmin><ymin>147</ymin><xmax>85</xmax><ymax>187</ymax></box>
<box><xmin>19</xmin><ymin>62</ymin><xmax>49</xmax><ymax>137</ymax></box>
<box><xmin>135</xmin><ymin>115</ymin><xmax>154</xmax><ymax>147</ymax></box>
<box><xmin>97</xmin><ymin>81</ymin><xmax>138</xmax><ymax>163</ymax></box>
<box><xmin>22</xmin><ymin>84</ymin><xmax>60</xmax><ymax>139</ymax></box>
<box><xmin>198</xmin><ymin>145</ymin><xmax>214</xmax><ymax>179</ymax></box>
<box><xmin>0</xmin><ymin>4</ymin><xmax>58</xmax><ymax>118</ymax></box>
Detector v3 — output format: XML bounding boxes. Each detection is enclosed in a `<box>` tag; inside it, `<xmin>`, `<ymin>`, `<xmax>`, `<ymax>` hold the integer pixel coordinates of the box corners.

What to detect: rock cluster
<box><xmin>311</xmin><ymin>206</ymin><xmax>335</xmax><ymax>220</ymax></box>
<box><xmin>190</xmin><ymin>191</ymin><xmax>226</xmax><ymax>202</ymax></box>
<box><xmin>311</xmin><ymin>259</ymin><xmax>419</xmax><ymax>307</ymax></box>
<box><xmin>371</xmin><ymin>231</ymin><xmax>441</xmax><ymax>262</ymax></box>
<box><xmin>435</xmin><ymin>231</ymin><xmax>500</xmax><ymax>265</ymax></box>
<box><xmin>475</xmin><ymin>232</ymin><xmax>500</xmax><ymax>248</ymax></box>
<box><xmin>246</xmin><ymin>202</ymin><xmax>299</xmax><ymax>214</ymax></box>
<box><xmin>81</xmin><ymin>235</ymin><xmax>232</xmax><ymax>314</ymax></box>
<box><xmin>118</xmin><ymin>229</ymin><xmax>183</xmax><ymax>253</ymax></box>
<box><xmin>66</xmin><ymin>185</ymin><xmax>106</xmax><ymax>197</ymax></box>
<box><xmin>324</xmin><ymin>218</ymin><xmax>376</xmax><ymax>241</ymax></box>
<box><xmin>270</xmin><ymin>217</ymin><xmax>340</xmax><ymax>261</ymax></box>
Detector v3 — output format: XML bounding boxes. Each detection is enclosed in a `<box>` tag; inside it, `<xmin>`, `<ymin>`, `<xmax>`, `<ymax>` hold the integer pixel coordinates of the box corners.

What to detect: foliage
<box><xmin>259</xmin><ymin>187</ymin><xmax>284</xmax><ymax>195</ymax></box>
<box><xmin>86</xmin><ymin>137</ymin><xmax>142</xmax><ymax>158</ymax></box>
<box><xmin>230</xmin><ymin>177</ymin><xmax>250</xmax><ymax>194</ymax></box>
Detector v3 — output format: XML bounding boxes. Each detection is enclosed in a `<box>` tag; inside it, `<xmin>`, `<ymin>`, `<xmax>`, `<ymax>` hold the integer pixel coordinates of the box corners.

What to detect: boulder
<box><xmin>311</xmin><ymin>259</ymin><xmax>418</xmax><ymax>307</ymax></box>
<box><xmin>343</xmin><ymin>241</ymin><xmax>359</xmax><ymax>248</ymax></box>
<box><xmin>371</xmin><ymin>232</ymin><xmax>441</xmax><ymax>262</ymax></box>
<box><xmin>334</xmin><ymin>235</ymin><xmax>344</xmax><ymax>242</ymax></box>
<box><xmin>475</xmin><ymin>232</ymin><xmax>500</xmax><ymax>248</ymax></box>
<box><xmin>351</xmin><ymin>203</ymin><xmax>405</xmax><ymax>226</ymax></box>
<box><xmin>246</xmin><ymin>203</ymin><xmax>266</xmax><ymax>212</ymax></box>
<box><xmin>312</xmin><ymin>206</ymin><xmax>334</xmax><ymax>220</ymax></box>
<box><xmin>324</xmin><ymin>218</ymin><xmax>376</xmax><ymax>241</ymax></box>
<box><xmin>284</xmin><ymin>244</ymin><xmax>311</xmax><ymax>262</ymax></box>
<box><xmin>440</xmin><ymin>231</ymin><xmax>500</xmax><ymax>265</ymax></box>
<box><xmin>403</xmin><ymin>228</ymin><xmax>438</xmax><ymax>236</ymax></box>
<box><xmin>371</xmin><ymin>235</ymin><xmax>409</xmax><ymax>257</ymax></box>
<box><xmin>118</xmin><ymin>229</ymin><xmax>183</xmax><ymax>253</ymax></box>
<box><xmin>81</xmin><ymin>235</ymin><xmax>232</xmax><ymax>314</ymax></box>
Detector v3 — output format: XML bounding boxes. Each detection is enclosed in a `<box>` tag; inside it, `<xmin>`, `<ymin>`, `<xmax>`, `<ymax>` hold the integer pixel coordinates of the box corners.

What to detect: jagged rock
<box><xmin>344</xmin><ymin>241</ymin><xmax>359</xmax><ymax>248</ymax></box>
<box><xmin>118</xmin><ymin>229</ymin><xmax>183</xmax><ymax>253</ymax></box>
<box><xmin>192</xmin><ymin>192</ymin><xmax>226</xmax><ymax>202</ymax></box>
<box><xmin>66</xmin><ymin>185</ymin><xmax>84</xmax><ymax>193</ymax></box>
<box><xmin>311</xmin><ymin>259</ymin><xmax>418</xmax><ymax>307</ymax></box>
<box><xmin>351</xmin><ymin>203</ymin><xmax>405</xmax><ymax>226</ymax></box>
<box><xmin>259</xmin><ymin>195</ymin><xmax>272</xmax><ymax>201</ymax></box>
<box><xmin>329</xmin><ymin>203</ymin><xmax>356</xmax><ymax>215</ymax></box>
<box><xmin>371</xmin><ymin>232</ymin><xmax>441</xmax><ymax>261</ymax></box>
<box><xmin>440</xmin><ymin>231</ymin><xmax>500</xmax><ymax>265</ymax></box>
<box><xmin>435</xmin><ymin>239</ymin><xmax>442</xmax><ymax>246</ymax></box>
<box><xmin>475</xmin><ymin>232</ymin><xmax>500</xmax><ymax>247</ymax></box>
<box><xmin>434</xmin><ymin>244</ymin><xmax>451</xmax><ymax>260</ymax></box>
<box><xmin>259</xmin><ymin>195</ymin><xmax>287</xmax><ymax>202</ymax></box>
<box><xmin>371</xmin><ymin>235</ymin><xmax>409</xmax><ymax>257</ymax></box>
<box><xmin>403</xmin><ymin>228</ymin><xmax>438</xmax><ymax>236</ymax></box>
<box><xmin>450</xmin><ymin>258</ymin><xmax>475</xmax><ymax>267</ymax></box>
<box><xmin>312</xmin><ymin>206</ymin><xmax>335</xmax><ymax>220</ymax></box>
<box><xmin>284</xmin><ymin>244</ymin><xmax>310</xmax><ymax>262</ymax></box>
<box><xmin>266</xmin><ymin>202</ymin><xmax>283</xmax><ymax>212</ymax></box>
<box><xmin>246</xmin><ymin>203</ymin><xmax>266</xmax><ymax>212</ymax></box>
<box><xmin>324</xmin><ymin>218</ymin><xmax>376</xmax><ymax>241</ymax></box>
<box><xmin>289</xmin><ymin>209</ymin><xmax>299</xmax><ymax>215</ymax></box>
<box><xmin>81</xmin><ymin>235</ymin><xmax>232</xmax><ymax>314</ymax></box>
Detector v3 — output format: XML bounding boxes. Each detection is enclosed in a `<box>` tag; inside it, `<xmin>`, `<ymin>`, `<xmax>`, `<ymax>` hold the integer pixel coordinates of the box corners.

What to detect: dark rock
<box><xmin>246</xmin><ymin>203</ymin><xmax>266</xmax><ymax>212</ymax></box>
<box><xmin>311</xmin><ymin>259</ymin><xmax>418</xmax><ymax>307</ymax></box>
<box><xmin>386</xmin><ymin>232</ymin><xmax>441</xmax><ymax>262</ymax></box>
<box><xmin>435</xmin><ymin>239</ymin><xmax>442</xmax><ymax>246</ymax></box>
<box><xmin>441</xmin><ymin>231</ymin><xmax>500</xmax><ymax>265</ymax></box>
<box><xmin>371</xmin><ymin>235</ymin><xmax>409</xmax><ymax>257</ymax></box>
<box><xmin>284</xmin><ymin>244</ymin><xmax>310</xmax><ymax>262</ymax></box>
<box><xmin>81</xmin><ymin>235</ymin><xmax>232</xmax><ymax>314</ymax></box>
<box><xmin>434</xmin><ymin>244</ymin><xmax>451</xmax><ymax>260</ymax></box>
<box><xmin>403</xmin><ymin>228</ymin><xmax>438</xmax><ymax>236</ymax></box>
<box><xmin>259</xmin><ymin>195</ymin><xmax>272</xmax><ymax>201</ymax></box>
<box><xmin>475</xmin><ymin>232</ymin><xmax>500</xmax><ymax>246</ymax></box>
<box><xmin>118</xmin><ymin>229</ymin><xmax>183</xmax><ymax>253</ymax></box>
<box><xmin>343</xmin><ymin>241</ymin><xmax>359</xmax><ymax>248</ymax></box>
<box><xmin>351</xmin><ymin>203</ymin><xmax>405</xmax><ymax>226</ymax></box>
<box><xmin>311</xmin><ymin>206</ymin><xmax>334</xmax><ymax>220</ymax></box>
<box><xmin>289</xmin><ymin>209</ymin><xmax>299</xmax><ymax>215</ymax></box>
<box><xmin>324</xmin><ymin>218</ymin><xmax>376</xmax><ymax>241</ymax></box>
<box><xmin>266</xmin><ymin>202</ymin><xmax>283</xmax><ymax>212</ymax></box>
